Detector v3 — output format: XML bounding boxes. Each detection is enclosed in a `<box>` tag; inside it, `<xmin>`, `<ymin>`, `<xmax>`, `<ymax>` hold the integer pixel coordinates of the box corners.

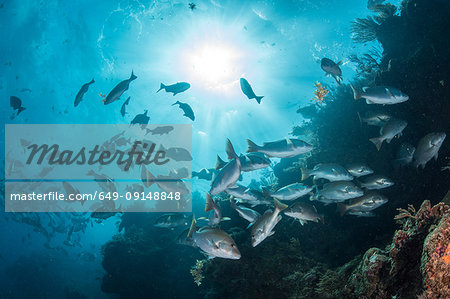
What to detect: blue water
<box><xmin>1</xmin><ymin>0</ymin><xmax>445</xmax><ymax>298</ymax></box>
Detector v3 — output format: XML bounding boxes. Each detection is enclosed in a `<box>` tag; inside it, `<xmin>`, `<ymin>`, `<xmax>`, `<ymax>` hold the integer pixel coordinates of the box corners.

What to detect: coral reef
<box><xmin>312</xmin><ymin>81</ymin><xmax>329</xmax><ymax>104</ymax></box>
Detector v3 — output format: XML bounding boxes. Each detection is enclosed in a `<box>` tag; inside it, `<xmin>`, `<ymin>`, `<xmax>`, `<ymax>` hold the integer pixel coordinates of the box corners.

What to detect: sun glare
<box><xmin>184</xmin><ymin>43</ymin><xmax>242</xmax><ymax>90</ymax></box>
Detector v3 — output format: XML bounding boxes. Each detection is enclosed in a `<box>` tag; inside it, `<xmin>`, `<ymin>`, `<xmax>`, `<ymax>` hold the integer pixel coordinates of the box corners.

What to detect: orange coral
<box><xmin>312</xmin><ymin>81</ymin><xmax>329</xmax><ymax>103</ymax></box>
<box><xmin>443</xmin><ymin>244</ymin><xmax>450</xmax><ymax>264</ymax></box>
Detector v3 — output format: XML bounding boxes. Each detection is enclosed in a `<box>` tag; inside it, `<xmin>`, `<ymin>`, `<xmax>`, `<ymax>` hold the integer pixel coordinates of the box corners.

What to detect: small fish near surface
<box><xmin>146</xmin><ymin>126</ymin><xmax>174</xmax><ymax>136</ymax></box>
<box><xmin>345</xmin><ymin>163</ymin><xmax>374</xmax><ymax>177</ymax></box>
<box><xmin>301</xmin><ymin>163</ymin><xmax>353</xmax><ymax>182</ymax></box>
<box><xmin>130</xmin><ymin>110</ymin><xmax>150</xmax><ymax>128</ymax></box>
<box><xmin>74</xmin><ymin>78</ymin><xmax>94</xmax><ymax>107</ymax></box>
<box><xmin>153</xmin><ymin>213</ymin><xmax>191</xmax><ymax>229</ymax></box>
<box><xmin>10</xmin><ymin>96</ymin><xmax>26</xmax><ymax>116</ymax></box>
<box><xmin>186</xmin><ymin>217</ymin><xmax>241</xmax><ymax>259</ymax></box>
<box><xmin>413</xmin><ymin>132</ymin><xmax>446</xmax><ymax>169</ymax></box>
<box><xmin>157</xmin><ymin>82</ymin><xmax>191</xmax><ymax>96</ymax></box>
<box><xmin>311</xmin><ymin>181</ymin><xmax>364</xmax><ymax>204</ymax></box>
<box><xmin>392</xmin><ymin>142</ymin><xmax>416</xmax><ymax>168</ymax></box>
<box><xmin>240</xmin><ymin>78</ymin><xmax>264</xmax><ymax>104</ymax></box>
<box><xmin>172</xmin><ymin>101</ymin><xmax>195</xmax><ymax>121</ymax></box>
<box><xmin>271</xmin><ymin>183</ymin><xmax>313</xmax><ymax>201</ymax></box>
<box><xmin>120</xmin><ymin>97</ymin><xmax>130</xmax><ymax>117</ymax></box>
<box><xmin>284</xmin><ymin>202</ymin><xmax>323</xmax><ymax>225</ymax></box>
<box><xmin>351</xmin><ymin>85</ymin><xmax>409</xmax><ymax>105</ymax></box>
<box><xmin>321</xmin><ymin>58</ymin><xmax>343</xmax><ymax>86</ymax></box>
<box><xmin>337</xmin><ymin>192</ymin><xmax>388</xmax><ymax>216</ymax></box>
<box><xmin>251</xmin><ymin>198</ymin><xmax>288</xmax><ymax>247</ymax></box>
<box><xmin>359</xmin><ymin>174</ymin><xmax>394</xmax><ymax>190</ymax></box>
<box><xmin>357</xmin><ymin>111</ymin><xmax>392</xmax><ymax>127</ymax></box>
<box><xmin>246</xmin><ymin>138</ymin><xmax>313</xmax><ymax>158</ymax></box>
<box><xmin>210</xmin><ymin>139</ymin><xmax>242</xmax><ymax>196</ymax></box>
<box><xmin>369</xmin><ymin>118</ymin><xmax>408</xmax><ymax>151</ymax></box>
<box><xmin>103</xmin><ymin>71</ymin><xmax>137</xmax><ymax>105</ymax></box>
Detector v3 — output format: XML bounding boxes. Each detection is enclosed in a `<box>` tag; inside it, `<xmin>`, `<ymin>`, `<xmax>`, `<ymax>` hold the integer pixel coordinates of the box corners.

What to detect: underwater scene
<box><xmin>1</xmin><ymin>0</ymin><xmax>450</xmax><ymax>298</ymax></box>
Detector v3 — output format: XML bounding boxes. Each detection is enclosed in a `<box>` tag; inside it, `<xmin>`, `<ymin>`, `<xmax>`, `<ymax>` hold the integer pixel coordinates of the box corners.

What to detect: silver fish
<box><xmin>200</xmin><ymin>193</ymin><xmax>230</xmax><ymax>226</ymax></box>
<box><xmin>271</xmin><ymin>183</ymin><xmax>313</xmax><ymax>201</ymax></box>
<box><xmin>240</xmin><ymin>78</ymin><xmax>264</xmax><ymax>104</ymax></box>
<box><xmin>210</xmin><ymin>139</ymin><xmax>241</xmax><ymax>195</ymax></box>
<box><xmin>301</xmin><ymin>163</ymin><xmax>353</xmax><ymax>181</ymax></box>
<box><xmin>347</xmin><ymin>210</ymin><xmax>376</xmax><ymax>217</ymax></box>
<box><xmin>359</xmin><ymin>175</ymin><xmax>394</xmax><ymax>190</ymax></box>
<box><xmin>187</xmin><ymin>218</ymin><xmax>241</xmax><ymax>259</ymax></box>
<box><xmin>154</xmin><ymin>213</ymin><xmax>190</xmax><ymax>228</ymax></box>
<box><xmin>104</xmin><ymin>71</ymin><xmax>137</xmax><ymax>105</ymax></box>
<box><xmin>351</xmin><ymin>85</ymin><xmax>409</xmax><ymax>105</ymax></box>
<box><xmin>230</xmin><ymin>197</ymin><xmax>260</xmax><ymax>225</ymax></box>
<box><xmin>284</xmin><ymin>202</ymin><xmax>322</xmax><ymax>225</ymax></box>
<box><xmin>337</xmin><ymin>192</ymin><xmax>388</xmax><ymax>216</ymax></box>
<box><xmin>311</xmin><ymin>181</ymin><xmax>363</xmax><ymax>204</ymax></box>
<box><xmin>393</xmin><ymin>142</ymin><xmax>416</xmax><ymax>168</ymax></box>
<box><xmin>251</xmin><ymin>198</ymin><xmax>288</xmax><ymax>247</ymax></box>
<box><xmin>345</xmin><ymin>163</ymin><xmax>374</xmax><ymax>177</ymax></box>
<box><xmin>157</xmin><ymin>82</ymin><xmax>190</xmax><ymax>96</ymax></box>
<box><xmin>413</xmin><ymin>132</ymin><xmax>446</xmax><ymax>169</ymax></box>
<box><xmin>216</xmin><ymin>152</ymin><xmax>271</xmax><ymax>172</ymax></box>
<box><xmin>246</xmin><ymin>138</ymin><xmax>313</xmax><ymax>158</ymax></box>
<box><xmin>369</xmin><ymin>118</ymin><xmax>407</xmax><ymax>151</ymax></box>
<box><xmin>357</xmin><ymin>111</ymin><xmax>392</xmax><ymax>127</ymax></box>
<box><xmin>225</xmin><ymin>185</ymin><xmax>263</xmax><ymax>201</ymax></box>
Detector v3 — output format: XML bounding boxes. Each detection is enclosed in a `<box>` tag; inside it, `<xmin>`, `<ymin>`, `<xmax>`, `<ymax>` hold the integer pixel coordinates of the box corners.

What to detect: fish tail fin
<box><xmin>357</xmin><ymin>112</ymin><xmax>362</xmax><ymax>127</ymax></box>
<box><xmin>246</xmin><ymin>139</ymin><xmax>260</xmax><ymax>153</ymax></box>
<box><xmin>255</xmin><ymin>96</ymin><xmax>264</xmax><ymax>104</ymax></box>
<box><xmin>205</xmin><ymin>193</ymin><xmax>216</xmax><ymax>212</ymax></box>
<box><xmin>332</xmin><ymin>74</ymin><xmax>342</xmax><ymax>86</ymax></box>
<box><xmin>90</xmin><ymin>78</ymin><xmax>95</xmax><ymax>84</ymax></box>
<box><xmin>337</xmin><ymin>203</ymin><xmax>348</xmax><ymax>217</ymax></box>
<box><xmin>273</xmin><ymin>198</ymin><xmax>288</xmax><ymax>213</ymax></box>
<box><xmin>215</xmin><ymin>155</ymin><xmax>227</xmax><ymax>170</ymax></box>
<box><xmin>130</xmin><ymin>71</ymin><xmax>137</xmax><ymax>81</ymax></box>
<box><xmin>187</xmin><ymin>216</ymin><xmax>197</xmax><ymax>239</ymax></box>
<box><xmin>319</xmin><ymin>214</ymin><xmax>325</xmax><ymax>224</ymax></box>
<box><xmin>301</xmin><ymin>168</ymin><xmax>310</xmax><ymax>180</ymax></box>
<box><xmin>369</xmin><ymin>137</ymin><xmax>383</xmax><ymax>151</ymax></box>
<box><xmin>226</xmin><ymin>138</ymin><xmax>238</xmax><ymax>159</ymax></box>
<box><xmin>17</xmin><ymin>107</ymin><xmax>26</xmax><ymax>115</ymax></box>
<box><xmin>350</xmin><ymin>84</ymin><xmax>361</xmax><ymax>100</ymax></box>
<box><xmin>309</xmin><ymin>186</ymin><xmax>319</xmax><ymax>201</ymax></box>
<box><xmin>141</xmin><ymin>166</ymin><xmax>155</xmax><ymax>188</ymax></box>
<box><xmin>157</xmin><ymin>83</ymin><xmax>165</xmax><ymax>93</ymax></box>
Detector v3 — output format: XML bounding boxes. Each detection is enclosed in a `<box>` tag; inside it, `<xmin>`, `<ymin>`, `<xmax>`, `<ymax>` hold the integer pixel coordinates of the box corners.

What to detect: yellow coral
<box><xmin>312</xmin><ymin>81</ymin><xmax>329</xmax><ymax>103</ymax></box>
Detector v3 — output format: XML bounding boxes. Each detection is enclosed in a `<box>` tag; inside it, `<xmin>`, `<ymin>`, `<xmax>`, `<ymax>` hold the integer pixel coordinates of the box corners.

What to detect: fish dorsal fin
<box><xmin>336</xmin><ymin>59</ymin><xmax>343</xmax><ymax>66</ymax></box>
<box><xmin>385</xmin><ymin>88</ymin><xmax>394</xmax><ymax>98</ymax></box>
<box><xmin>286</xmin><ymin>138</ymin><xmax>294</xmax><ymax>146</ymax></box>
<box><xmin>205</xmin><ymin>193</ymin><xmax>215</xmax><ymax>212</ymax></box>
<box><xmin>215</xmin><ymin>155</ymin><xmax>226</xmax><ymax>170</ymax></box>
